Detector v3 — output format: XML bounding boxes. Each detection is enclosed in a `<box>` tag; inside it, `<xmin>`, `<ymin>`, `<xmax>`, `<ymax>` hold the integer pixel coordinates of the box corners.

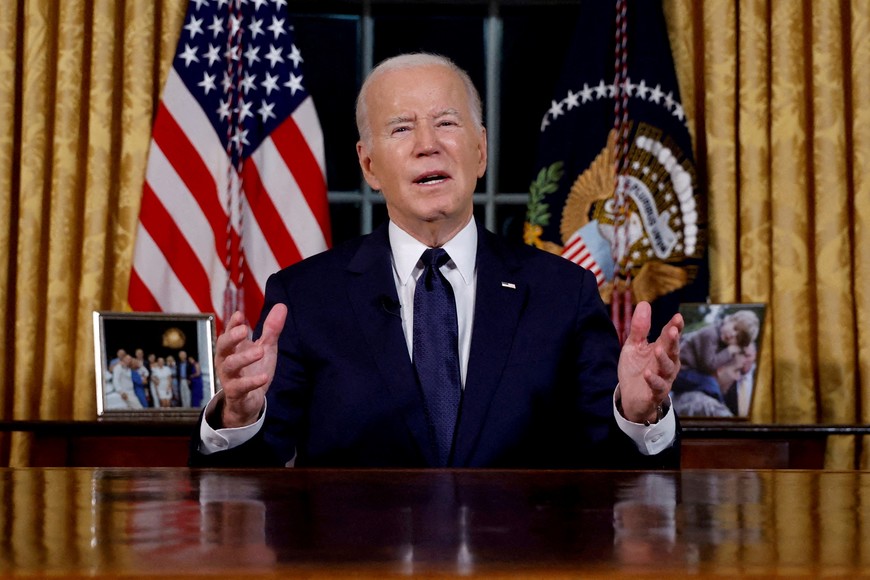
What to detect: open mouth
<box><xmin>414</xmin><ymin>172</ymin><xmax>449</xmax><ymax>185</ymax></box>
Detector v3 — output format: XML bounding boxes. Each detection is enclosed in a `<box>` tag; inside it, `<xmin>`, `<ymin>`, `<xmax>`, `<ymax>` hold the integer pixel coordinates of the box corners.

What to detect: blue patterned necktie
<box><xmin>413</xmin><ymin>248</ymin><xmax>462</xmax><ymax>466</ymax></box>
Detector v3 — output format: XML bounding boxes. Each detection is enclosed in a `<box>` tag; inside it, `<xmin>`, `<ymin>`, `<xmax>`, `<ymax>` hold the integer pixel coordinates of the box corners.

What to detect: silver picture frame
<box><xmin>93</xmin><ymin>311</ymin><xmax>217</xmax><ymax>419</ymax></box>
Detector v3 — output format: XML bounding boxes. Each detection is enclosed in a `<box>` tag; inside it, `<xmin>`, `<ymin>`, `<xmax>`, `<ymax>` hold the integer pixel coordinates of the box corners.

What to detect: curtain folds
<box><xmin>666</xmin><ymin>0</ymin><xmax>870</xmax><ymax>468</ymax></box>
<box><xmin>0</xmin><ymin>0</ymin><xmax>867</xmax><ymax>467</ymax></box>
<box><xmin>0</xmin><ymin>1</ymin><xmax>185</xmax><ymax>466</ymax></box>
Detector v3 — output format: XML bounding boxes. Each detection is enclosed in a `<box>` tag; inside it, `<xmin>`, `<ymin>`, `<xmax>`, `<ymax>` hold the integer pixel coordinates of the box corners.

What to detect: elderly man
<box><xmin>190</xmin><ymin>53</ymin><xmax>683</xmax><ymax>468</ymax></box>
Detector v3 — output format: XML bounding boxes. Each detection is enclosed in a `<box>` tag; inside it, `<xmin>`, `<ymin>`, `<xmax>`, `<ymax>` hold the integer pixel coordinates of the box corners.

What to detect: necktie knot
<box><xmin>421</xmin><ymin>248</ymin><xmax>451</xmax><ymax>269</ymax></box>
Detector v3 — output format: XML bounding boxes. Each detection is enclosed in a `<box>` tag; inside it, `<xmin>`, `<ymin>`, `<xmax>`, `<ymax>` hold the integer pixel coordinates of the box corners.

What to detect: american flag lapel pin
<box><xmin>501</xmin><ymin>282</ymin><xmax>516</xmax><ymax>289</ymax></box>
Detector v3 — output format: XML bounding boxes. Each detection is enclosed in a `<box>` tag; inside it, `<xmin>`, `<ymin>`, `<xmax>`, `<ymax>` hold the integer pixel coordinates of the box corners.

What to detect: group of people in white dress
<box><xmin>105</xmin><ymin>348</ymin><xmax>205</xmax><ymax>411</ymax></box>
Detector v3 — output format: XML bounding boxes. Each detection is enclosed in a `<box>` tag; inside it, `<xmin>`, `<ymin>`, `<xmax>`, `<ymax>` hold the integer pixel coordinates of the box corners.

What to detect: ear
<box><xmin>356</xmin><ymin>141</ymin><xmax>382</xmax><ymax>191</ymax></box>
<box><xmin>476</xmin><ymin>127</ymin><xmax>488</xmax><ymax>178</ymax></box>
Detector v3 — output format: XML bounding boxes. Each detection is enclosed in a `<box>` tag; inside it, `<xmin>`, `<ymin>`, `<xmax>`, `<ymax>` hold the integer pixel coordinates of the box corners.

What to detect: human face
<box><xmin>719</xmin><ymin>320</ymin><xmax>738</xmax><ymax>346</ymax></box>
<box><xmin>356</xmin><ymin>65</ymin><xmax>487</xmax><ymax>246</ymax></box>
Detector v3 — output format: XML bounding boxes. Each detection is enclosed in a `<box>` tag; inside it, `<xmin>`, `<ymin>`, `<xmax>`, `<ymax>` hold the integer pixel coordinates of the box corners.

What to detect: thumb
<box><xmin>625</xmin><ymin>301</ymin><xmax>652</xmax><ymax>345</ymax></box>
<box><xmin>259</xmin><ymin>304</ymin><xmax>288</xmax><ymax>346</ymax></box>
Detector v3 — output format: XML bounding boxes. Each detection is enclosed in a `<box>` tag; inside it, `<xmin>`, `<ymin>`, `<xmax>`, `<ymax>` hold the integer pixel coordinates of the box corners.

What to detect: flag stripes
<box><xmin>129</xmin><ymin>1</ymin><xmax>331</xmax><ymax>330</ymax></box>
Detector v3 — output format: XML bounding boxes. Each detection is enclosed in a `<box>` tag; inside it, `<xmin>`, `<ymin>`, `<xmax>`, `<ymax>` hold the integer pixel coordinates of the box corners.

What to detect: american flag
<box><xmin>129</xmin><ymin>0</ymin><xmax>331</xmax><ymax>330</ymax></box>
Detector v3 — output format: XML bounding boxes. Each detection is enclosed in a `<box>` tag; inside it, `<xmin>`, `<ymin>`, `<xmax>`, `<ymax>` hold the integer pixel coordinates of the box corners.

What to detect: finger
<box><xmin>654</xmin><ymin>344</ymin><xmax>679</xmax><ymax>379</ymax></box>
<box><xmin>644</xmin><ymin>370</ymin><xmax>671</xmax><ymax>400</ymax></box>
<box><xmin>657</xmin><ymin>314</ymin><xmax>683</xmax><ymax>357</ymax></box>
<box><xmin>220</xmin><ymin>344</ymin><xmax>266</xmax><ymax>376</ymax></box>
<box><xmin>215</xmin><ymin>322</ymin><xmax>251</xmax><ymax>359</ymax></box>
<box><xmin>626</xmin><ymin>301</ymin><xmax>652</xmax><ymax>345</ymax></box>
<box><xmin>258</xmin><ymin>303</ymin><xmax>288</xmax><ymax>347</ymax></box>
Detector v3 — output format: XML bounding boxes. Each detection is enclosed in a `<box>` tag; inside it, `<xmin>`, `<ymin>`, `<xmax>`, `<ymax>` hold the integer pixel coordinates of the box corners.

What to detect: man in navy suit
<box><xmin>190</xmin><ymin>53</ymin><xmax>684</xmax><ymax>469</ymax></box>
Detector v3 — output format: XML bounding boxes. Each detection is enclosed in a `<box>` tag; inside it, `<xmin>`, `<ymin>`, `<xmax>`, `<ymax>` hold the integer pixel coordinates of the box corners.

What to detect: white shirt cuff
<box><xmin>198</xmin><ymin>391</ymin><xmax>266</xmax><ymax>455</ymax></box>
<box><xmin>613</xmin><ymin>387</ymin><xmax>676</xmax><ymax>456</ymax></box>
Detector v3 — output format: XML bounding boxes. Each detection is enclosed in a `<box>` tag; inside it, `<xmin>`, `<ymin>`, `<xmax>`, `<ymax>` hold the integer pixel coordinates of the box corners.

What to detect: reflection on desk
<box><xmin>1</xmin><ymin>468</ymin><xmax>868</xmax><ymax>577</ymax></box>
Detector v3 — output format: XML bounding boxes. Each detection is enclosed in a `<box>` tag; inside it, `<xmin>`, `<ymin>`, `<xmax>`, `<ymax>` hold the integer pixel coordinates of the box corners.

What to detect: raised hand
<box><xmin>213</xmin><ymin>304</ymin><xmax>287</xmax><ymax>428</ymax></box>
<box><xmin>617</xmin><ymin>301</ymin><xmax>684</xmax><ymax>424</ymax></box>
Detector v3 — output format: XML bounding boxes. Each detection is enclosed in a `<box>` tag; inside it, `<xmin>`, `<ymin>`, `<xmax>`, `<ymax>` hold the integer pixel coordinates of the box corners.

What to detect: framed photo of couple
<box><xmin>672</xmin><ymin>303</ymin><xmax>766</xmax><ymax>420</ymax></box>
<box><xmin>93</xmin><ymin>312</ymin><xmax>217</xmax><ymax>419</ymax></box>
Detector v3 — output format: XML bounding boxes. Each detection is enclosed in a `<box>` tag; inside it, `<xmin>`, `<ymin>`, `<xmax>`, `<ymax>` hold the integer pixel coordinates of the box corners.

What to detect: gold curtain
<box><xmin>0</xmin><ymin>1</ymin><xmax>185</xmax><ymax>466</ymax></box>
<box><xmin>665</xmin><ymin>0</ymin><xmax>870</xmax><ymax>468</ymax></box>
<box><xmin>0</xmin><ymin>0</ymin><xmax>868</xmax><ymax>467</ymax></box>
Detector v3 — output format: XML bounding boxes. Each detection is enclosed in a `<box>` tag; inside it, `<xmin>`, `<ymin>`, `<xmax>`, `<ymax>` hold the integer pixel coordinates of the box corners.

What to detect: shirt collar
<box><xmin>389</xmin><ymin>218</ymin><xmax>478</xmax><ymax>287</ymax></box>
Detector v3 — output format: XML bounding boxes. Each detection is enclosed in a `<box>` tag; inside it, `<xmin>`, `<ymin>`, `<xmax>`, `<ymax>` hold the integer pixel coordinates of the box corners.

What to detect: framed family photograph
<box><xmin>93</xmin><ymin>311</ymin><xmax>217</xmax><ymax>419</ymax></box>
<box><xmin>672</xmin><ymin>303</ymin><xmax>766</xmax><ymax>420</ymax></box>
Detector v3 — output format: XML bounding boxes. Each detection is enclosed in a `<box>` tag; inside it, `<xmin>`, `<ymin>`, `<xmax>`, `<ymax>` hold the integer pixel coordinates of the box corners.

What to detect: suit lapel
<box><xmin>345</xmin><ymin>223</ymin><xmax>439</xmax><ymax>466</ymax></box>
<box><xmin>452</xmin><ymin>226</ymin><xmax>527</xmax><ymax>466</ymax></box>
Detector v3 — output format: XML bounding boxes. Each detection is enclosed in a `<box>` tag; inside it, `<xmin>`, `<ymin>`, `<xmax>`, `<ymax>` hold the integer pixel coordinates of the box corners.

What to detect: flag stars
<box><xmin>244</xmin><ymin>45</ymin><xmax>261</xmax><ymax>66</ymax></box>
<box><xmin>268</xmin><ymin>16</ymin><xmax>287</xmax><ymax>39</ymax></box>
<box><xmin>208</xmin><ymin>16</ymin><xmax>223</xmax><ymax>38</ymax></box>
<box><xmin>240</xmin><ymin>72</ymin><xmax>257</xmax><ymax>94</ymax></box>
<box><xmin>261</xmin><ymin>72</ymin><xmax>280</xmax><ymax>95</ymax></box>
<box><xmin>225</xmin><ymin>44</ymin><xmax>241</xmax><ymax>62</ymax></box>
<box><xmin>229</xmin><ymin>14</ymin><xmax>242</xmax><ymax>37</ymax></box>
<box><xmin>539</xmin><ymin>75</ymin><xmax>689</xmax><ymax>133</ymax></box>
<box><xmin>217</xmin><ymin>98</ymin><xmax>231</xmax><ymax>120</ymax></box>
<box><xmin>288</xmin><ymin>44</ymin><xmax>303</xmax><ymax>68</ymax></box>
<box><xmin>635</xmin><ymin>79</ymin><xmax>650</xmax><ymax>99</ymax></box>
<box><xmin>249</xmin><ymin>17</ymin><xmax>265</xmax><ymax>39</ymax></box>
<box><xmin>271</xmin><ymin>0</ymin><xmax>288</xmax><ymax>9</ymax></box>
<box><xmin>266</xmin><ymin>44</ymin><xmax>285</xmax><ymax>67</ymax></box>
<box><xmin>594</xmin><ymin>80</ymin><xmax>608</xmax><ymax>98</ymax></box>
<box><xmin>252</xmin><ymin>0</ymin><xmax>269</xmax><ymax>10</ymax></box>
<box><xmin>205</xmin><ymin>43</ymin><xmax>221</xmax><ymax>66</ymax></box>
<box><xmin>179</xmin><ymin>44</ymin><xmax>199</xmax><ymax>67</ymax></box>
<box><xmin>192</xmin><ymin>0</ymin><xmax>209</xmax><ymax>9</ymax></box>
<box><xmin>284</xmin><ymin>72</ymin><xmax>303</xmax><ymax>95</ymax></box>
<box><xmin>236</xmin><ymin>99</ymin><xmax>254</xmax><ymax>121</ymax></box>
<box><xmin>184</xmin><ymin>16</ymin><xmax>204</xmax><ymax>39</ymax></box>
<box><xmin>258</xmin><ymin>100</ymin><xmax>276</xmax><ymax>122</ymax></box>
<box><xmin>198</xmin><ymin>72</ymin><xmax>217</xmax><ymax>95</ymax></box>
<box><xmin>540</xmin><ymin>116</ymin><xmax>551</xmax><ymax>133</ymax></box>
<box><xmin>564</xmin><ymin>90</ymin><xmax>580</xmax><ymax>110</ymax></box>
<box><xmin>222</xmin><ymin>72</ymin><xmax>233</xmax><ymax>93</ymax></box>
<box><xmin>231</xmin><ymin>128</ymin><xmax>250</xmax><ymax>147</ymax></box>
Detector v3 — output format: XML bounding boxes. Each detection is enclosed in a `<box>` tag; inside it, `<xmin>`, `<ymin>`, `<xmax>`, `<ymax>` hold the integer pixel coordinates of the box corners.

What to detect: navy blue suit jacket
<box><xmin>190</xmin><ymin>221</ymin><xmax>680</xmax><ymax>468</ymax></box>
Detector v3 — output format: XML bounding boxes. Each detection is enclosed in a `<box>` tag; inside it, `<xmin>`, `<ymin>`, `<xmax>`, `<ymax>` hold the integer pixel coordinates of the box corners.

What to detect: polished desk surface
<box><xmin>2</xmin><ymin>468</ymin><xmax>870</xmax><ymax>577</ymax></box>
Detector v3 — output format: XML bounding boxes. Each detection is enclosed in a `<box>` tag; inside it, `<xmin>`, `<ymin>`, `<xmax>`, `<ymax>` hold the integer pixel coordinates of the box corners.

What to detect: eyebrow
<box><xmin>385</xmin><ymin>109</ymin><xmax>462</xmax><ymax>127</ymax></box>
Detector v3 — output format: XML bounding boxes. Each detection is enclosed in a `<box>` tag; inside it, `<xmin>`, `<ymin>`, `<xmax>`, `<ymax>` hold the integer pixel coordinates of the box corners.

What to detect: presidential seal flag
<box><xmin>525</xmin><ymin>0</ymin><xmax>707</xmax><ymax>336</ymax></box>
<box><xmin>129</xmin><ymin>0</ymin><xmax>331</xmax><ymax>331</ymax></box>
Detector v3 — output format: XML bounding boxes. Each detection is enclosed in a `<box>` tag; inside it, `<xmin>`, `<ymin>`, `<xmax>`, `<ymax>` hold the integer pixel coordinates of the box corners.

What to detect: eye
<box><xmin>391</xmin><ymin>126</ymin><xmax>410</xmax><ymax>135</ymax></box>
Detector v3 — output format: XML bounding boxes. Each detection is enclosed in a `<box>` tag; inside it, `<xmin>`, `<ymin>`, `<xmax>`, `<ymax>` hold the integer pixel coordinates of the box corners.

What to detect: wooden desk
<box><xmin>4</xmin><ymin>420</ymin><xmax>869</xmax><ymax>468</ymax></box>
<box><xmin>2</xmin><ymin>468</ymin><xmax>869</xmax><ymax>577</ymax></box>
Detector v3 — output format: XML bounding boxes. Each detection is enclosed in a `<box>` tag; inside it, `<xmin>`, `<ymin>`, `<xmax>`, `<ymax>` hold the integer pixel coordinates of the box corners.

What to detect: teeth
<box><xmin>418</xmin><ymin>175</ymin><xmax>446</xmax><ymax>184</ymax></box>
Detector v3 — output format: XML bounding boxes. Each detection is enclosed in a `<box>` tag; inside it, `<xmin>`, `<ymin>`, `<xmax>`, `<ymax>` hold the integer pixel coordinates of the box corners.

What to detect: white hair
<box><xmin>355</xmin><ymin>53</ymin><xmax>484</xmax><ymax>146</ymax></box>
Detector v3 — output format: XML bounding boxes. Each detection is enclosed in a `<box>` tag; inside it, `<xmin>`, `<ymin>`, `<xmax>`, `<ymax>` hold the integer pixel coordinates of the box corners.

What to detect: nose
<box><xmin>414</xmin><ymin>124</ymin><xmax>439</xmax><ymax>156</ymax></box>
